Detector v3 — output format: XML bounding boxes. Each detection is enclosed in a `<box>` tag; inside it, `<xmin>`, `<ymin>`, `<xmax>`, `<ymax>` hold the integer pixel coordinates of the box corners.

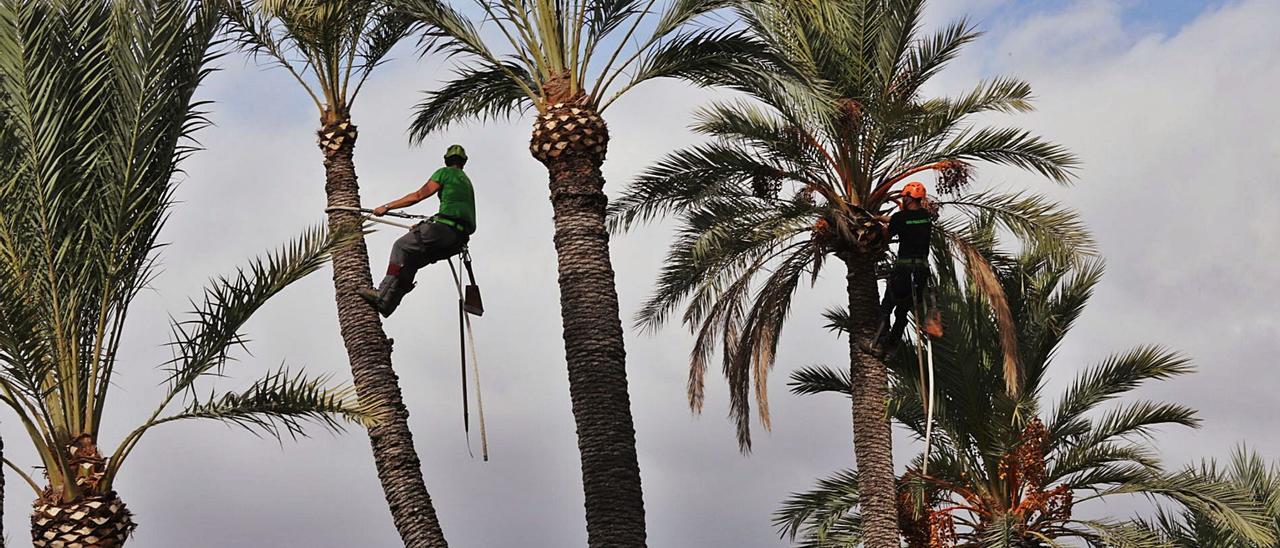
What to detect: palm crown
<box><xmin>0</xmin><ymin>0</ymin><xmax>371</xmax><ymax>507</ymax></box>
<box><xmin>610</xmin><ymin>0</ymin><xmax>1090</xmax><ymax>448</ymax></box>
<box><xmin>777</xmin><ymin>240</ymin><xmax>1275</xmax><ymax>547</ymax></box>
<box><xmin>397</xmin><ymin>0</ymin><xmax>771</xmax><ymax>137</ymax></box>
<box><xmin>222</xmin><ymin>0</ymin><xmax>414</xmax><ymax>124</ymax></box>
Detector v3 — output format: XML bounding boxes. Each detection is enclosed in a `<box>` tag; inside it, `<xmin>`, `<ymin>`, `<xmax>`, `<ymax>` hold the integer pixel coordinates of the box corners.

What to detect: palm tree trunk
<box><xmin>843</xmin><ymin>254</ymin><xmax>899</xmax><ymax>548</ymax></box>
<box><xmin>318</xmin><ymin>117</ymin><xmax>447</xmax><ymax>548</ymax></box>
<box><xmin>2</xmin><ymin>434</ymin><xmax>5</xmax><ymax>542</ymax></box>
<box><xmin>536</xmin><ymin>118</ymin><xmax>647</xmax><ymax>546</ymax></box>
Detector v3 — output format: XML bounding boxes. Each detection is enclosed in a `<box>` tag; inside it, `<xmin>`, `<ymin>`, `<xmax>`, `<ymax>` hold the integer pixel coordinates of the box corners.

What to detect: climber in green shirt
<box><xmin>358</xmin><ymin>144</ymin><xmax>477</xmax><ymax>317</ymax></box>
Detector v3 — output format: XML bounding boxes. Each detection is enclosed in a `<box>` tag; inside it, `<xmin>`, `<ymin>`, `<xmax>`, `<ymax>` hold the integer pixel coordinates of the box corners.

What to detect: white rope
<box><xmin>449</xmin><ymin>257</ymin><xmax>489</xmax><ymax>461</ymax></box>
<box><xmin>923</xmin><ymin>338</ymin><xmax>936</xmax><ymax>477</ymax></box>
<box><xmin>911</xmin><ymin>284</ymin><xmax>937</xmax><ymax>478</ymax></box>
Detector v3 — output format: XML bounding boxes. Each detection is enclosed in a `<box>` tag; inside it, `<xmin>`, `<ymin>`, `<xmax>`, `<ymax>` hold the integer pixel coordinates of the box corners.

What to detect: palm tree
<box><xmin>610</xmin><ymin>2</ymin><xmax>1084</xmax><ymax>545</ymax></box>
<box><xmin>0</xmin><ymin>1</ymin><xmax>374</xmax><ymax>545</ymax></box>
<box><xmin>392</xmin><ymin>1</ymin><xmax>769</xmax><ymax>544</ymax></box>
<box><xmin>218</xmin><ymin>2</ymin><xmax>449</xmax><ymax>545</ymax></box>
<box><xmin>1144</xmin><ymin>447</ymin><xmax>1280</xmax><ymax>547</ymax></box>
<box><xmin>775</xmin><ymin>243</ymin><xmax>1276</xmax><ymax>547</ymax></box>
<box><xmin>0</xmin><ymin>56</ymin><xmax>8</xmax><ymax>544</ymax></box>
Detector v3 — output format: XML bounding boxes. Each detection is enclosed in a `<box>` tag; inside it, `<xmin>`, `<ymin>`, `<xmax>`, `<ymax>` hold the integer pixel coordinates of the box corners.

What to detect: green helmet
<box><xmin>444</xmin><ymin>144</ymin><xmax>467</xmax><ymax>161</ymax></box>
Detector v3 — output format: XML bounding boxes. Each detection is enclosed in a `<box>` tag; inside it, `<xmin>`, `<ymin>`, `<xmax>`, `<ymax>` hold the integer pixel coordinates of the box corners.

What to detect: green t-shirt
<box><xmin>430</xmin><ymin>167</ymin><xmax>476</xmax><ymax>234</ymax></box>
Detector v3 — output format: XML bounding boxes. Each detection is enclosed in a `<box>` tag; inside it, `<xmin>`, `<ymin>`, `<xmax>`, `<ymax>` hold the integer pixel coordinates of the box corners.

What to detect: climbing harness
<box><xmin>325</xmin><ymin>205</ymin><xmax>490</xmax><ymax>460</ymax></box>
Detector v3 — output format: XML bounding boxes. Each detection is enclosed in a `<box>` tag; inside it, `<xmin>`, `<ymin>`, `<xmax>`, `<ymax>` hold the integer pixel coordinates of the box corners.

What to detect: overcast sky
<box><xmin>4</xmin><ymin>0</ymin><xmax>1279</xmax><ymax>546</ymax></box>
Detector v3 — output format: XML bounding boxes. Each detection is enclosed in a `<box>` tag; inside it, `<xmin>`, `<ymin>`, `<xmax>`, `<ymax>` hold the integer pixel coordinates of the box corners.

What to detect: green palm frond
<box><xmin>407</xmin><ymin>60</ymin><xmax>534</xmax><ymax>139</ymax></box>
<box><xmin>601</xmin><ymin>28</ymin><xmax>769</xmax><ymax>109</ymax></box>
<box><xmin>1076</xmin><ymin>519</ymin><xmax>1175</xmax><ymax>548</ymax></box>
<box><xmin>1079</xmin><ymin>400</ymin><xmax>1200</xmax><ymax>446</ymax></box>
<box><xmin>939</xmin><ymin>189</ymin><xmax>1096</xmax><ymax>264</ymax></box>
<box><xmin>788</xmin><ymin>365</ymin><xmax>851</xmax><ymax>397</ymax></box>
<box><xmin>980</xmin><ymin>513</ymin><xmax>1020</xmax><ymax>548</ymax></box>
<box><xmin>221</xmin><ymin>0</ymin><xmax>415</xmax><ymax>116</ymax></box>
<box><xmin>1106</xmin><ymin>470</ymin><xmax>1278</xmax><ymax>547</ymax></box>
<box><xmin>105</xmin><ymin>225</ymin><xmax>359</xmax><ymax>489</ymax></box>
<box><xmin>607</xmin><ymin>139</ymin><xmax>802</xmax><ymax>232</ymax></box>
<box><xmin>1143</xmin><ymin>447</ymin><xmax>1280</xmax><ymax>547</ymax></box>
<box><xmin>152</xmin><ymin>368</ymin><xmax>379</xmax><ymax>439</ymax></box>
<box><xmin>1049</xmin><ymin>346</ymin><xmax>1194</xmax><ymax>445</ymax></box>
<box><xmin>936</xmin><ymin>126</ymin><xmax>1079</xmax><ymax>184</ymax></box>
<box><xmin>161</xmin><ymin>225</ymin><xmax>353</xmax><ymax>397</ymax></box>
<box><xmin>773</xmin><ymin>468</ymin><xmax>863</xmax><ymax>546</ymax></box>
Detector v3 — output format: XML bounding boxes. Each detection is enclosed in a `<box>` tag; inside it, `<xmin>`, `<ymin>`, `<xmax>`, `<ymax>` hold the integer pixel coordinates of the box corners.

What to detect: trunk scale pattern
<box><xmin>531</xmin><ymin>101</ymin><xmax>647</xmax><ymax>547</ymax></box>
<box><xmin>320</xmin><ymin>117</ymin><xmax>448</xmax><ymax>548</ymax></box>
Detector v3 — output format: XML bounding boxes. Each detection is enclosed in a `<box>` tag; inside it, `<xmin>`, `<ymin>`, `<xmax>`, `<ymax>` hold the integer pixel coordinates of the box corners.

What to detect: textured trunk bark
<box><xmin>544</xmin><ymin>151</ymin><xmax>647</xmax><ymax>547</ymax></box>
<box><xmin>31</xmin><ymin>491</ymin><xmax>134</xmax><ymax>547</ymax></box>
<box><xmin>319</xmin><ymin>118</ymin><xmax>447</xmax><ymax>548</ymax></box>
<box><xmin>843</xmin><ymin>254</ymin><xmax>899</xmax><ymax>548</ymax></box>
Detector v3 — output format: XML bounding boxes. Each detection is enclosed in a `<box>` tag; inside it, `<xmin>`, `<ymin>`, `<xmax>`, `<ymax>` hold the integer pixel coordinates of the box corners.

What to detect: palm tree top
<box><xmin>606</xmin><ymin>1</ymin><xmax>1090</xmax><ymax>448</ymax></box>
<box><xmin>397</xmin><ymin>0</ymin><xmax>774</xmax><ymax>139</ymax></box>
<box><xmin>222</xmin><ymin>0</ymin><xmax>415</xmax><ymax>120</ymax></box>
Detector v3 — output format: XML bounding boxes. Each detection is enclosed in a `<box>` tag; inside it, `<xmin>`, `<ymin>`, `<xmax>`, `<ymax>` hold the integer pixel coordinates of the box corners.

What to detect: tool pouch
<box><xmin>462</xmin><ymin>251</ymin><xmax>484</xmax><ymax>316</ymax></box>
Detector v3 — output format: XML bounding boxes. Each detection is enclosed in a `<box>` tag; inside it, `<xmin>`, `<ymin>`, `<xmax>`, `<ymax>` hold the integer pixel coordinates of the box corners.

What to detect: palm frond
<box><xmin>608</xmin><ymin>140</ymin><xmax>802</xmax><ymax>233</ymax></box>
<box><xmin>940</xmin><ymin>189</ymin><xmax>1096</xmax><ymax>264</ymax></box>
<box><xmin>162</xmin><ymin>225</ymin><xmax>354</xmax><ymax>399</ymax></box>
<box><xmin>152</xmin><ymin>368</ymin><xmax>380</xmax><ymax>439</ymax></box>
<box><xmin>407</xmin><ymin>60</ymin><xmax>534</xmax><ymax>141</ymax></box>
<box><xmin>1109</xmin><ymin>470</ymin><xmax>1278</xmax><ymax>547</ymax></box>
<box><xmin>938</xmin><ymin>126</ymin><xmax>1079</xmax><ymax>184</ymax></box>
<box><xmin>788</xmin><ymin>365</ymin><xmax>851</xmax><ymax>397</ymax></box>
<box><xmin>1076</xmin><ymin>519</ymin><xmax>1175</xmax><ymax>548</ymax></box>
<box><xmin>1079</xmin><ymin>400</ymin><xmax>1200</xmax><ymax>446</ymax></box>
<box><xmin>773</xmin><ymin>468</ymin><xmax>863</xmax><ymax>546</ymax></box>
<box><xmin>941</xmin><ymin>223</ymin><xmax>1022</xmax><ymax>396</ymax></box>
<box><xmin>603</xmin><ymin>28</ymin><xmax>772</xmax><ymax>109</ymax></box>
<box><xmin>103</xmin><ymin>225</ymin><xmax>357</xmax><ymax>487</ymax></box>
<box><xmin>1049</xmin><ymin>346</ymin><xmax>1193</xmax><ymax>444</ymax></box>
<box><xmin>1148</xmin><ymin>447</ymin><xmax>1280</xmax><ymax>546</ymax></box>
<box><xmin>222</xmin><ymin>0</ymin><xmax>414</xmax><ymax>115</ymax></box>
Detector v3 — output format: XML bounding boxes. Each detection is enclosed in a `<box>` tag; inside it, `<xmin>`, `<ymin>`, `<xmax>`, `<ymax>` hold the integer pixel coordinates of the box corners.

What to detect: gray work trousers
<box><xmin>385</xmin><ymin>221</ymin><xmax>468</xmax><ymax>286</ymax></box>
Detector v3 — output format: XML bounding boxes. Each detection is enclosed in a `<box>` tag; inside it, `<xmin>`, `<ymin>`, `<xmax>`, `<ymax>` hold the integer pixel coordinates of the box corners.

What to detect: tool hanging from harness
<box><xmin>325</xmin><ymin>205</ymin><xmax>490</xmax><ymax>460</ymax></box>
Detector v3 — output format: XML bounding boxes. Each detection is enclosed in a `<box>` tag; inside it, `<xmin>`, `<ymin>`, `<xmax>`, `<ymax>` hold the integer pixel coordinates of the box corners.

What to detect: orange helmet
<box><xmin>902</xmin><ymin>181</ymin><xmax>926</xmax><ymax>199</ymax></box>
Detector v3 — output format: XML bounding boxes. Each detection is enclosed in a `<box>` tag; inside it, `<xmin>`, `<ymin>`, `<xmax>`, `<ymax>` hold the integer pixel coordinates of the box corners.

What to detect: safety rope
<box><xmin>871</xmin><ymin>265</ymin><xmax>938</xmax><ymax>477</ymax></box>
<box><xmin>911</xmin><ymin>275</ymin><xmax>937</xmax><ymax>477</ymax></box>
<box><xmin>449</xmin><ymin>255</ymin><xmax>489</xmax><ymax>461</ymax></box>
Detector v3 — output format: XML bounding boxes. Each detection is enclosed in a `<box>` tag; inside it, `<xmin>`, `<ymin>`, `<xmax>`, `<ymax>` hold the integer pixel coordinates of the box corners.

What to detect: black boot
<box><xmin>358</xmin><ymin>275</ymin><xmax>414</xmax><ymax>317</ymax></box>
